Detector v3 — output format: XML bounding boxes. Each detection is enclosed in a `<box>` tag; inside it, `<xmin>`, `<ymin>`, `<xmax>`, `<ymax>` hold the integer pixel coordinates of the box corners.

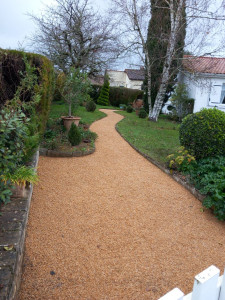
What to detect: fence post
<box><xmin>191</xmin><ymin>265</ymin><xmax>220</xmax><ymax>300</ymax></box>
<box><xmin>158</xmin><ymin>288</ymin><xmax>184</xmax><ymax>300</ymax></box>
<box><xmin>219</xmin><ymin>269</ymin><xmax>225</xmax><ymax>300</ymax></box>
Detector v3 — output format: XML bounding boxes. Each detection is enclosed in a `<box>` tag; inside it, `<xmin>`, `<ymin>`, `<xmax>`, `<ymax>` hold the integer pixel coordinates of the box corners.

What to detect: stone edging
<box><xmin>0</xmin><ymin>151</ymin><xmax>39</xmax><ymax>300</ymax></box>
<box><xmin>115</xmin><ymin>125</ymin><xmax>205</xmax><ymax>203</ymax></box>
<box><xmin>39</xmin><ymin>146</ymin><xmax>95</xmax><ymax>157</ymax></box>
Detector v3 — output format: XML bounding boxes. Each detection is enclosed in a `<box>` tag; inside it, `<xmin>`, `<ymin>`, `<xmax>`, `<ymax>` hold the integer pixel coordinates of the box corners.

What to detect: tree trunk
<box><xmin>149</xmin><ymin>0</ymin><xmax>185</xmax><ymax>122</ymax></box>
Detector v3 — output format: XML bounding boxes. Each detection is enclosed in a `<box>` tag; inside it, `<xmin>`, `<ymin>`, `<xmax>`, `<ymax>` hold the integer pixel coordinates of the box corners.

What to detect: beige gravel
<box><xmin>19</xmin><ymin>109</ymin><xmax>225</xmax><ymax>300</ymax></box>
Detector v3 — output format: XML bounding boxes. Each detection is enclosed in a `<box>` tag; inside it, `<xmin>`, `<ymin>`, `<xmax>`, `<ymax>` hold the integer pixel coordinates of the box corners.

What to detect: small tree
<box><xmin>61</xmin><ymin>68</ymin><xmax>92</xmax><ymax>116</ymax></box>
<box><xmin>68</xmin><ymin>123</ymin><xmax>81</xmax><ymax>146</ymax></box>
<box><xmin>97</xmin><ymin>75</ymin><xmax>110</xmax><ymax>106</ymax></box>
<box><xmin>170</xmin><ymin>83</ymin><xmax>194</xmax><ymax>121</ymax></box>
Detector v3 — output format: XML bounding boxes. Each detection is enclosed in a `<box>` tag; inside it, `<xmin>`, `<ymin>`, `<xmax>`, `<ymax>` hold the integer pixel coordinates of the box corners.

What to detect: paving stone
<box><xmin>0</xmin><ymin>267</ymin><xmax>12</xmax><ymax>285</ymax></box>
<box><xmin>0</xmin><ymin>250</ymin><xmax>17</xmax><ymax>268</ymax></box>
<box><xmin>0</xmin><ymin>199</ymin><xmax>27</xmax><ymax>212</ymax></box>
<box><xmin>0</xmin><ymin>285</ymin><xmax>9</xmax><ymax>300</ymax></box>
<box><xmin>0</xmin><ymin>231</ymin><xmax>22</xmax><ymax>247</ymax></box>
<box><xmin>0</xmin><ymin>210</ymin><xmax>26</xmax><ymax>225</ymax></box>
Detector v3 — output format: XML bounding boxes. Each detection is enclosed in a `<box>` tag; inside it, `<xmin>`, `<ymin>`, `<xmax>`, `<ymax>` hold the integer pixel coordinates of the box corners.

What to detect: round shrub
<box><xmin>138</xmin><ymin>108</ymin><xmax>147</xmax><ymax>118</ymax></box>
<box><xmin>126</xmin><ymin>105</ymin><xmax>133</xmax><ymax>113</ymax></box>
<box><xmin>179</xmin><ymin>108</ymin><xmax>225</xmax><ymax>160</ymax></box>
<box><xmin>68</xmin><ymin>123</ymin><xmax>81</xmax><ymax>146</ymax></box>
<box><xmin>85</xmin><ymin>100</ymin><xmax>96</xmax><ymax>112</ymax></box>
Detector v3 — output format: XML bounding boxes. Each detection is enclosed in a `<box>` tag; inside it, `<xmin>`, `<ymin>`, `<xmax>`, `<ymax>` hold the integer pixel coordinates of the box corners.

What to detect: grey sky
<box><xmin>0</xmin><ymin>0</ymin><xmax>108</xmax><ymax>50</ymax></box>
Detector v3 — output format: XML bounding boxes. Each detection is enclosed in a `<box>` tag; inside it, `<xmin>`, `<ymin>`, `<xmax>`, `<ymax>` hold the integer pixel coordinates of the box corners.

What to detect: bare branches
<box><xmin>29</xmin><ymin>0</ymin><xmax>120</xmax><ymax>74</ymax></box>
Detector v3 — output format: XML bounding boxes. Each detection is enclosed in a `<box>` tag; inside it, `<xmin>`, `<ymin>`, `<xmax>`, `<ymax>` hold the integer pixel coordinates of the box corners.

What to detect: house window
<box><xmin>220</xmin><ymin>83</ymin><xmax>225</xmax><ymax>104</ymax></box>
<box><xmin>210</xmin><ymin>84</ymin><xmax>222</xmax><ymax>104</ymax></box>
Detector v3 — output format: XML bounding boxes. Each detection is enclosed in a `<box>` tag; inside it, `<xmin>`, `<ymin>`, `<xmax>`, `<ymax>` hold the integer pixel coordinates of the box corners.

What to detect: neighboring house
<box><xmin>106</xmin><ymin>67</ymin><xmax>145</xmax><ymax>90</ymax></box>
<box><xmin>179</xmin><ymin>55</ymin><xmax>225</xmax><ymax>113</ymax></box>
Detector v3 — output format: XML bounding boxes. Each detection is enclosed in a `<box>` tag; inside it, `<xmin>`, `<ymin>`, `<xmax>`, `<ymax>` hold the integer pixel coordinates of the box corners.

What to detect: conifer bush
<box><xmin>97</xmin><ymin>76</ymin><xmax>110</xmax><ymax>106</ymax></box>
<box><xmin>68</xmin><ymin>123</ymin><xmax>81</xmax><ymax>146</ymax></box>
<box><xmin>179</xmin><ymin>108</ymin><xmax>225</xmax><ymax>160</ymax></box>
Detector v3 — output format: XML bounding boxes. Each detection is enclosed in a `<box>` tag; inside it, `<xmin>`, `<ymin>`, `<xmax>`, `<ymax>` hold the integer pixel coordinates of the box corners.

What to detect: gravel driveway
<box><xmin>19</xmin><ymin>109</ymin><xmax>225</xmax><ymax>300</ymax></box>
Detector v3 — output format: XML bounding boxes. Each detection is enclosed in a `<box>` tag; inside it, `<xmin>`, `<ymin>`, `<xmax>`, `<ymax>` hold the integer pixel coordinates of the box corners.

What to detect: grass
<box><xmin>116</xmin><ymin>111</ymin><xmax>180</xmax><ymax>165</ymax></box>
<box><xmin>48</xmin><ymin>101</ymin><xmax>110</xmax><ymax>125</ymax></box>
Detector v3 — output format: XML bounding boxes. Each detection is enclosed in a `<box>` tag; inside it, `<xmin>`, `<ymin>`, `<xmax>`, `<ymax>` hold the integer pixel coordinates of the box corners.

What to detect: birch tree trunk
<box><xmin>149</xmin><ymin>0</ymin><xmax>185</xmax><ymax>121</ymax></box>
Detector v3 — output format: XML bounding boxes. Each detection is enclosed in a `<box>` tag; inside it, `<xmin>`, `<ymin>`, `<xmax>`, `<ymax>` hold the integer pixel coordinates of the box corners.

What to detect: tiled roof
<box><xmin>125</xmin><ymin>68</ymin><xmax>145</xmax><ymax>80</ymax></box>
<box><xmin>183</xmin><ymin>55</ymin><xmax>225</xmax><ymax>75</ymax></box>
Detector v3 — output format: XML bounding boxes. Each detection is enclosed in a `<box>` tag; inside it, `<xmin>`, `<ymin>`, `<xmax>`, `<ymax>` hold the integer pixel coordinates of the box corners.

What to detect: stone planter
<box><xmin>61</xmin><ymin>116</ymin><xmax>81</xmax><ymax>131</ymax></box>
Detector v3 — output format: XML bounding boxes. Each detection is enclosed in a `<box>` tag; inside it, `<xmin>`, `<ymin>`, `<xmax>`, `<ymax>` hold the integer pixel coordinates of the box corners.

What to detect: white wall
<box><xmin>107</xmin><ymin>70</ymin><xmax>127</xmax><ymax>87</ymax></box>
<box><xmin>106</xmin><ymin>70</ymin><xmax>143</xmax><ymax>90</ymax></box>
<box><xmin>181</xmin><ymin>72</ymin><xmax>225</xmax><ymax>113</ymax></box>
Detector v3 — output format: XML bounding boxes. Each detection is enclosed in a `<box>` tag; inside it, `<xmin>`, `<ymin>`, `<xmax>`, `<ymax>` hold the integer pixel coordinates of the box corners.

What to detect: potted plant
<box><xmin>60</xmin><ymin>68</ymin><xmax>92</xmax><ymax>131</ymax></box>
<box><xmin>1</xmin><ymin>166</ymin><xmax>38</xmax><ymax>198</ymax></box>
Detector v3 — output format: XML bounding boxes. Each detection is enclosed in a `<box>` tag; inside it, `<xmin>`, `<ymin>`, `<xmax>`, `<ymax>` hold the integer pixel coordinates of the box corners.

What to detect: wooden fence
<box><xmin>159</xmin><ymin>265</ymin><xmax>225</xmax><ymax>300</ymax></box>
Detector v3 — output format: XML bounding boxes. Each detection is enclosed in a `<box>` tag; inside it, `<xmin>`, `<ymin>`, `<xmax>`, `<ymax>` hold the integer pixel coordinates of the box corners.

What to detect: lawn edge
<box><xmin>115</xmin><ymin>122</ymin><xmax>205</xmax><ymax>204</ymax></box>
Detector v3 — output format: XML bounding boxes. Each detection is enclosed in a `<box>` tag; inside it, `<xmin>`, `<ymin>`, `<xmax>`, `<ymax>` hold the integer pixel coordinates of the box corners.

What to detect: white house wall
<box><xmin>107</xmin><ymin>70</ymin><xmax>127</xmax><ymax>87</ymax></box>
<box><xmin>107</xmin><ymin>70</ymin><xmax>143</xmax><ymax>90</ymax></box>
<box><xmin>181</xmin><ymin>72</ymin><xmax>225</xmax><ymax>113</ymax></box>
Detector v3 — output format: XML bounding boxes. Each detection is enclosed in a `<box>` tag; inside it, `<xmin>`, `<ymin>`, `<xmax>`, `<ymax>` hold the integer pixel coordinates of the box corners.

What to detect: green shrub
<box><xmin>190</xmin><ymin>156</ymin><xmax>225</xmax><ymax>220</ymax></box>
<box><xmin>179</xmin><ymin>108</ymin><xmax>225</xmax><ymax>160</ymax></box>
<box><xmin>138</xmin><ymin>108</ymin><xmax>147</xmax><ymax>118</ymax></box>
<box><xmin>126</xmin><ymin>105</ymin><xmax>133</xmax><ymax>113</ymax></box>
<box><xmin>68</xmin><ymin>123</ymin><xmax>81</xmax><ymax>146</ymax></box>
<box><xmin>86</xmin><ymin>100</ymin><xmax>96</xmax><ymax>112</ymax></box>
<box><xmin>0</xmin><ymin>108</ymin><xmax>28</xmax><ymax>204</ymax></box>
<box><xmin>109</xmin><ymin>87</ymin><xmax>143</xmax><ymax>107</ymax></box>
<box><xmin>97</xmin><ymin>76</ymin><xmax>110</xmax><ymax>106</ymax></box>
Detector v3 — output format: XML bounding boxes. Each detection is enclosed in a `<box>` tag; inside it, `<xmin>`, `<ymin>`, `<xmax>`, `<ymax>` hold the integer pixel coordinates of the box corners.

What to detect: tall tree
<box><xmin>146</xmin><ymin>0</ymin><xmax>186</xmax><ymax>120</ymax></box>
<box><xmin>29</xmin><ymin>0</ymin><xmax>120</xmax><ymax>74</ymax></box>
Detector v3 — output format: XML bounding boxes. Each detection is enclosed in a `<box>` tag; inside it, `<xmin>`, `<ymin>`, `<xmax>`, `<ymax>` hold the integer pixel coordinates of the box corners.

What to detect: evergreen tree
<box><xmin>97</xmin><ymin>75</ymin><xmax>110</xmax><ymax>106</ymax></box>
<box><xmin>144</xmin><ymin>0</ymin><xmax>186</xmax><ymax>112</ymax></box>
<box><xmin>68</xmin><ymin>123</ymin><xmax>81</xmax><ymax>146</ymax></box>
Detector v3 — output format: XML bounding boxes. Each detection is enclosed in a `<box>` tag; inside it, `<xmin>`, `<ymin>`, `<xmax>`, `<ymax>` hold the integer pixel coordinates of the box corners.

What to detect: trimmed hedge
<box><xmin>109</xmin><ymin>87</ymin><xmax>143</xmax><ymax>107</ymax></box>
<box><xmin>179</xmin><ymin>108</ymin><xmax>225</xmax><ymax>160</ymax></box>
<box><xmin>0</xmin><ymin>49</ymin><xmax>55</xmax><ymax>133</ymax></box>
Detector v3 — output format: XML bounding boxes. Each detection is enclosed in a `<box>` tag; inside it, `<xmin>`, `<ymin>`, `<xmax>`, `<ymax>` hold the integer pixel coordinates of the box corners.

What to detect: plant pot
<box><xmin>61</xmin><ymin>116</ymin><xmax>81</xmax><ymax>131</ymax></box>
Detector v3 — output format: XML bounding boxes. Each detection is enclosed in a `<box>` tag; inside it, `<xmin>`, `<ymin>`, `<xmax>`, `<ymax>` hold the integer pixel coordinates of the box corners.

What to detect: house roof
<box><xmin>124</xmin><ymin>68</ymin><xmax>145</xmax><ymax>81</ymax></box>
<box><xmin>183</xmin><ymin>55</ymin><xmax>225</xmax><ymax>75</ymax></box>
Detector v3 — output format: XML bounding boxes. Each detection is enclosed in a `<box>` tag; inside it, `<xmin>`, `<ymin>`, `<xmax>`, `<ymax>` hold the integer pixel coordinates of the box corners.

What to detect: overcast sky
<box><xmin>0</xmin><ymin>0</ymin><xmax>108</xmax><ymax>50</ymax></box>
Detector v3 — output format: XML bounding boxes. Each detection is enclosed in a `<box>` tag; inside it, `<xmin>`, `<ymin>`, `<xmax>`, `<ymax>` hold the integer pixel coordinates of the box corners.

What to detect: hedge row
<box><xmin>109</xmin><ymin>86</ymin><xmax>143</xmax><ymax>107</ymax></box>
<box><xmin>0</xmin><ymin>49</ymin><xmax>55</xmax><ymax>133</ymax></box>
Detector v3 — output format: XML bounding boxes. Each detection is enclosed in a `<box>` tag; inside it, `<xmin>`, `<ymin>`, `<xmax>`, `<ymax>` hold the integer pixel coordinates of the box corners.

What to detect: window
<box><xmin>210</xmin><ymin>84</ymin><xmax>222</xmax><ymax>104</ymax></box>
<box><xmin>220</xmin><ymin>83</ymin><xmax>225</xmax><ymax>104</ymax></box>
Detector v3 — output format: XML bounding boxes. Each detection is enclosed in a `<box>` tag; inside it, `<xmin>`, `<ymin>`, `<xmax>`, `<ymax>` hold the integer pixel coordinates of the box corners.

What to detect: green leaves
<box><xmin>190</xmin><ymin>156</ymin><xmax>225</xmax><ymax>220</ymax></box>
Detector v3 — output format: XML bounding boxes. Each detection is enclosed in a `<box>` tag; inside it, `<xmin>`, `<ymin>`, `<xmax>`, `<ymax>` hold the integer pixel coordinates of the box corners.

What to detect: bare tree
<box><xmin>29</xmin><ymin>0</ymin><xmax>120</xmax><ymax>74</ymax></box>
<box><xmin>109</xmin><ymin>0</ymin><xmax>152</xmax><ymax>109</ymax></box>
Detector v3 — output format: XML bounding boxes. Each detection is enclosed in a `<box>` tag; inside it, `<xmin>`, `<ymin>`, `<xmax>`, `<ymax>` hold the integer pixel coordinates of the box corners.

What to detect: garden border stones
<box><xmin>39</xmin><ymin>146</ymin><xmax>95</xmax><ymax>157</ymax></box>
<box><xmin>0</xmin><ymin>151</ymin><xmax>39</xmax><ymax>300</ymax></box>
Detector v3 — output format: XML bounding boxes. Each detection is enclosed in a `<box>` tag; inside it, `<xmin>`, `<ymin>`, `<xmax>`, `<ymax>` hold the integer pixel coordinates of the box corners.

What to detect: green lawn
<box><xmin>48</xmin><ymin>101</ymin><xmax>111</xmax><ymax>125</ymax></box>
<box><xmin>116</xmin><ymin>111</ymin><xmax>180</xmax><ymax>165</ymax></box>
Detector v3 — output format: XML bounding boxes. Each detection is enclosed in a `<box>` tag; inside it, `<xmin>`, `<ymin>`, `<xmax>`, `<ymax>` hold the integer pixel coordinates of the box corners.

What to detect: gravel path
<box><xmin>19</xmin><ymin>109</ymin><xmax>225</xmax><ymax>300</ymax></box>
